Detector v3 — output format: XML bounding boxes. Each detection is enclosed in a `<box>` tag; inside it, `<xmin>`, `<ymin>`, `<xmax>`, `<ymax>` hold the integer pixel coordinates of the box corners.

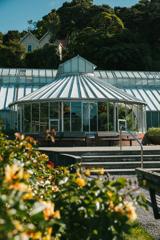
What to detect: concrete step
<box><xmin>81</xmin><ymin>154</ymin><xmax>160</xmax><ymax>162</ymax></box>
<box><xmin>82</xmin><ymin>161</ymin><xmax>160</xmax><ymax>169</ymax></box>
<box><xmin>89</xmin><ymin>168</ymin><xmax>160</xmax><ymax>175</ymax></box>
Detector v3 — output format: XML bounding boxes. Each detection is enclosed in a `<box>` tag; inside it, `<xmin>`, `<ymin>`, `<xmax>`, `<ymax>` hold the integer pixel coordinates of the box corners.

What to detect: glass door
<box><xmin>49</xmin><ymin>119</ymin><xmax>59</xmax><ymax>132</ymax></box>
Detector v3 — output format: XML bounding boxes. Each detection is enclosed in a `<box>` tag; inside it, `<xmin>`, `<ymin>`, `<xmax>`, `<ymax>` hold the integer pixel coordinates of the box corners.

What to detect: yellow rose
<box><xmin>84</xmin><ymin>169</ymin><xmax>91</xmax><ymax>177</ymax></box>
<box><xmin>9</xmin><ymin>182</ymin><xmax>28</xmax><ymax>192</ymax></box>
<box><xmin>13</xmin><ymin>220</ymin><xmax>23</xmax><ymax>232</ymax></box>
<box><xmin>52</xmin><ymin>185</ymin><xmax>59</xmax><ymax>192</ymax></box>
<box><xmin>28</xmin><ymin>231</ymin><xmax>42</xmax><ymax>239</ymax></box>
<box><xmin>99</xmin><ymin>168</ymin><xmax>105</xmax><ymax>175</ymax></box>
<box><xmin>124</xmin><ymin>201</ymin><xmax>137</xmax><ymax>222</ymax></box>
<box><xmin>42</xmin><ymin>227</ymin><xmax>52</xmax><ymax>240</ymax></box>
<box><xmin>107</xmin><ymin>191</ymin><xmax>113</xmax><ymax>199</ymax></box>
<box><xmin>75</xmin><ymin>177</ymin><xmax>86</xmax><ymax>187</ymax></box>
<box><xmin>43</xmin><ymin>201</ymin><xmax>55</xmax><ymax>220</ymax></box>
<box><xmin>22</xmin><ymin>192</ymin><xmax>33</xmax><ymax>200</ymax></box>
<box><xmin>53</xmin><ymin>210</ymin><xmax>61</xmax><ymax>219</ymax></box>
<box><xmin>5</xmin><ymin>164</ymin><xmax>24</xmax><ymax>183</ymax></box>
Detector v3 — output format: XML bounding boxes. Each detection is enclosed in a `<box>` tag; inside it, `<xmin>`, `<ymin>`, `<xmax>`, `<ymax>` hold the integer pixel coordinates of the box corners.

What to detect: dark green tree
<box><xmin>24</xmin><ymin>44</ymin><xmax>59</xmax><ymax>68</ymax></box>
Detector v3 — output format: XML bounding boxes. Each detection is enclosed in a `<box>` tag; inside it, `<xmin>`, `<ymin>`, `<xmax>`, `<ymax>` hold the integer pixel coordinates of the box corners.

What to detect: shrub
<box><xmin>0</xmin><ymin>133</ymin><xmax>146</xmax><ymax>240</ymax></box>
<box><xmin>143</xmin><ymin>128</ymin><xmax>160</xmax><ymax>145</ymax></box>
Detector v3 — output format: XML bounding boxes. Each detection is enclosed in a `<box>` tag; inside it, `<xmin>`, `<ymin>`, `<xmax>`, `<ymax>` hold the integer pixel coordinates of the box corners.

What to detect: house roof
<box><xmin>20</xmin><ymin>31</ymin><xmax>39</xmax><ymax>43</ymax></box>
<box><xmin>39</xmin><ymin>31</ymin><xmax>51</xmax><ymax>43</ymax></box>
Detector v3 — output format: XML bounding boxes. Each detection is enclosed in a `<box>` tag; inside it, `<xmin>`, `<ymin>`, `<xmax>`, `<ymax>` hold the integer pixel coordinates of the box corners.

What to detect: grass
<box><xmin>124</xmin><ymin>223</ymin><xmax>154</xmax><ymax>240</ymax></box>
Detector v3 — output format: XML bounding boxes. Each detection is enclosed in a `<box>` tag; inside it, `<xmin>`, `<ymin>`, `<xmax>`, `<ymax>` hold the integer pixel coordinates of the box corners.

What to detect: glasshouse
<box><xmin>9</xmin><ymin>56</ymin><xmax>146</xmax><ymax>134</ymax></box>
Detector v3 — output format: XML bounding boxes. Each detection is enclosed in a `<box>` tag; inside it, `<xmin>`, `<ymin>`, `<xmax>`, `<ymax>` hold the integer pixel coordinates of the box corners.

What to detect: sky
<box><xmin>0</xmin><ymin>0</ymin><xmax>139</xmax><ymax>33</ymax></box>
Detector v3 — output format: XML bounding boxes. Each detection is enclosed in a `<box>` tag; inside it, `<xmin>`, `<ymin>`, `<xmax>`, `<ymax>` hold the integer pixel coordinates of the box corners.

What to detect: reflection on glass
<box><xmin>17</xmin><ymin>106</ymin><xmax>20</xmax><ymax>131</ymax></box>
<box><xmin>109</xmin><ymin>103</ymin><xmax>114</xmax><ymax>131</ymax></box>
<box><xmin>126</xmin><ymin>105</ymin><xmax>133</xmax><ymax>130</ymax></box>
<box><xmin>40</xmin><ymin>103</ymin><xmax>49</xmax><ymax>132</ymax></box>
<box><xmin>32</xmin><ymin>103</ymin><xmax>40</xmax><ymax>133</ymax></box>
<box><xmin>118</xmin><ymin>103</ymin><xmax>126</xmax><ymax>119</ymax></box>
<box><xmin>50</xmin><ymin>102</ymin><xmax>59</xmax><ymax>119</ymax></box>
<box><xmin>64</xmin><ymin>102</ymin><xmax>70</xmax><ymax>131</ymax></box>
<box><xmin>98</xmin><ymin>102</ymin><xmax>108</xmax><ymax>131</ymax></box>
<box><xmin>83</xmin><ymin>103</ymin><xmax>89</xmax><ymax>131</ymax></box>
<box><xmin>24</xmin><ymin>104</ymin><xmax>31</xmax><ymax>132</ymax></box>
<box><xmin>71</xmin><ymin>102</ymin><xmax>81</xmax><ymax>131</ymax></box>
<box><xmin>90</xmin><ymin>103</ymin><xmax>97</xmax><ymax>131</ymax></box>
<box><xmin>132</xmin><ymin>105</ymin><xmax>138</xmax><ymax>131</ymax></box>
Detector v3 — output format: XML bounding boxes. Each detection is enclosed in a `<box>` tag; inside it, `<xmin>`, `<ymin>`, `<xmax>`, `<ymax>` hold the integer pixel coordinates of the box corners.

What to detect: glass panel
<box><xmin>6</xmin><ymin>86</ymin><xmax>14</xmax><ymax>107</ymax></box>
<box><xmin>2</xmin><ymin>69</ymin><xmax>9</xmax><ymax>75</ymax></box>
<box><xmin>152</xmin><ymin>112</ymin><xmax>158</xmax><ymax>127</ymax></box>
<box><xmin>17</xmin><ymin>87</ymin><xmax>25</xmax><ymax>99</ymax></box>
<box><xmin>32</xmin><ymin>103</ymin><xmax>40</xmax><ymax>133</ymax></box>
<box><xmin>46</xmin><ymin>70</ymin><xmax>52</xmax><ymax>77</ymax></box>
<box><xmin>63</xmin><ymin>102</ymin><xmax>70</xmax><ymax>131</ymax></box>
<box><xmin>114</xmin><ymin>71</ymin><xmax>122</xmax><ymax>78</ymax></box>
<box><xmin>126</xmin><ymin>105</ymin><xmax>133</xmax><ymax>131</ymax></box>
<box><xmin>39</xmin><ymin>70</ymin><xmax>46</xmax><ymax>77</ymax></box>
<box><xmin>26</xmin><ymin>69</ymin><xmax>32</xmax><ymax>76</ymax></box>
<box><xmin>40</xmin><ymin>103</ymin><xmax>49</xmax><ymax>133</ymax></box>
<box><xmin>94</xmin><ymin>71</ymin><xmax>101</xmax><ymax>78</ymax></box>
<box><xmin>17</xmin><ymin>106</ymin><xmax>21</xmax><ymax>131</ymax></box>
<box><xmin>9</xmin><ymin>69</ymin><xmax>16</xmax><ymax>76</ymax></box>
<box><xmin>32</xmin><ymin>69</ymin><xmax>39</xmax><ymax>77</ymax></box>
<box><xmin>118</xmin><ymin>103</ymin><xmax>126</xmax><ymax>119</ymax></box>
<box><xmin>0</xmin><ymin>87</ymin><xmax>7</xmax><ymax>109</ymax></box>
<box><xmin>24</xmin><ymin>104</ymin><xmax>31</xmax><ymax>132</ymax></box>
<box><xmin>50</xmin><ymin>102</ymin><xmax>59</xmax><ymax>119</ymax></box>
<box><xmin>132</xmin><ymin>105</ymin><xmax>138</xmax><ymax>131</ymax></box>
<box><xmin>83</xmin><ymin>103</ymin><xmax>89</xmax><ymax>132</ymax></box>
<box><xmin>120</xmin><ymin>71</ymin><xmax>128</xmax><ymax>78</ymax></box>
<box><xmin>90</xmin><ymin>103</ymin><xmax>97</xmax><ymax>131</ymax></box>
<box><xmin>106</xmin><ymin>71</ymin><xmax>114</xmax><ymax>78</ymax></box>
<box><xmin>146</xmin><ymin>112</ymin><xmax>152</xmax><ymax>129</ymax></box>
<box><xmin>71</xmin><ymin>102</ymin><xmax>81</xmax><ymax>131</ymax></box>
<box><xmin>98</xmin><ymin>102</ymin><xmax>108</xmax><ymax>131</ymax></box>
<box><xmin>133</xmin><ymin>72</ymin><xmax>141</xmax><ymax>78</ymax></box>
<box><xmin>126</xmin><ymin>72</ymin><xmax>134</xmax><ymax>78</ymax></box>
<box><xmin>109</xmin><ymin>103</ymin><xmax>114</xmax><ymax>131</ymax></box>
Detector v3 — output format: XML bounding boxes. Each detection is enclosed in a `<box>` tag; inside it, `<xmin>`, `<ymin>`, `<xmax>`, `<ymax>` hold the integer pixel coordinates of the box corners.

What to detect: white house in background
<box><xmin>20</xmin><ymin>32</ymin><xmax>40</xmax><ymax>52</ymax></box>
<box><xmin>20</xmin><ymin>31</ymin><xmax>52</xmax><ymax>53</ymax></box>
<box><xmin>39</xmin><ymin>32</ymin><xmax>52</xmax><ymax>48</ymax></box>
<box><xmin>21</xmin><ymin>31</ymin><xmax>66</xmax><ymax>54</ymax></box>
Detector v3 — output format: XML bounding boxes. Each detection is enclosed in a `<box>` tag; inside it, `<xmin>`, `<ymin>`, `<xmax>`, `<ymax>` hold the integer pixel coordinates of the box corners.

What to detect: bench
<box><xmin>56</xmin><ymin>132</ymin><xmax>86</xmax><ymax>146</ymax></box>
<box><xmin>136</xmin><ymin>168</ymin><xmax>160</xmax><ymax>219</ymax></box>
<box><xmin>96</xmin><ymin>131</ymin><xmax>120</xmax><ymax>146</ymax></box>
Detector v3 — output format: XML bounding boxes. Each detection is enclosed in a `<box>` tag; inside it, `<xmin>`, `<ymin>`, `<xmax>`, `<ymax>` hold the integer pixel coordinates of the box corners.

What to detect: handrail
<box><xmin>119</xmin><ymin>128</ymin><xmax>144</xmax><ymax>168</ymax></box>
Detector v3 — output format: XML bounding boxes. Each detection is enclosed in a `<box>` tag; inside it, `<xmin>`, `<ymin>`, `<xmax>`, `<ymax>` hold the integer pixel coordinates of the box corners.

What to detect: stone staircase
<box><xmin>80</xmin><ymin>149</ymin><xmax>160</xmax><ymax>174</ymax></box>
<box><xmin>40</xmin><ymin>146</ymin><xmax>160</xmax><ymax>175</ymax></box>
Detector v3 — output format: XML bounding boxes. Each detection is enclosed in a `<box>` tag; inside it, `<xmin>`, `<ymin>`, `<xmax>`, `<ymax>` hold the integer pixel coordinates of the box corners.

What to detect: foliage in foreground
<box><xmin>0</xmin><ymin>133</ymin><xmax>147</xmax><ymax>240</ymax></box>
<box><xmin>124</xmin><ymin>223</ymin><xmax>154</xmax><ymax>240</ymax></box>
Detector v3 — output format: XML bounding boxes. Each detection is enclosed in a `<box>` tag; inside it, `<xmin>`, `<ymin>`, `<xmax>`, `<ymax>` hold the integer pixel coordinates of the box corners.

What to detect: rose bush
<box><xmin>0</xmin><ymin>133</ymin><xmax>146</xmax><ymax>240</ymax></box>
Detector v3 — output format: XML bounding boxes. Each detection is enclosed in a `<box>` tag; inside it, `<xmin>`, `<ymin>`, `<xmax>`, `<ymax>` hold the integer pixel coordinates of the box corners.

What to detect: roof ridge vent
<box><xmin>56</xmin><ymin>55</ymin><xmax>97</xmax><ymax>76</ymax></box>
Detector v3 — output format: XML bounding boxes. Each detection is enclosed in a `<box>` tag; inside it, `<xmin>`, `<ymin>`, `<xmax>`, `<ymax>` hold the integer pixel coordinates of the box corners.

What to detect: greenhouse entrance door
<box><xmin>49</xmin><ymin>119</ymin><xmax>59</xmax><ymax>132</ymax></box>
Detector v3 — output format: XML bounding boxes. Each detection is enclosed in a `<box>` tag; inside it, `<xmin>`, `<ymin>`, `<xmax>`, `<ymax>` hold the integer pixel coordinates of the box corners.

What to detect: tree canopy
<box><xmin>0</xmin><ymin>0</ymin><xmax>160</xmax><ymax>70</ymax></box>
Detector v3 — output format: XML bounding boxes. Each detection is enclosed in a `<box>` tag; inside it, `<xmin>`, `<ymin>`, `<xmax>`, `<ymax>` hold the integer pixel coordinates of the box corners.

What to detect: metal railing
<box><xmin>119</xmin><ymin>129</ymin><xmax>144</xmax><ymax>168</ymax></box>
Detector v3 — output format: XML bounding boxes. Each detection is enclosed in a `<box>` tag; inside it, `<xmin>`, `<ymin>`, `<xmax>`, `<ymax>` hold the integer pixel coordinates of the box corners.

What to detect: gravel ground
<box><xmin>111</xmin><ymin>175</ymin><xmax>160</xmax><ymax>240</ymax></box>
<box><xmin>137</xmin><ymin>204</ymin><xmax>160</xmax><ymax>240</ymax></box>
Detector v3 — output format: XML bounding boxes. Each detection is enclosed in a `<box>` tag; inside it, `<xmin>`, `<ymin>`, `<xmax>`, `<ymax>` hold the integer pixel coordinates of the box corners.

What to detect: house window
<box><xmin>28</xmin><ymin>45</ymin><xmax>32</xmax><ymax>52</ymax></box>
